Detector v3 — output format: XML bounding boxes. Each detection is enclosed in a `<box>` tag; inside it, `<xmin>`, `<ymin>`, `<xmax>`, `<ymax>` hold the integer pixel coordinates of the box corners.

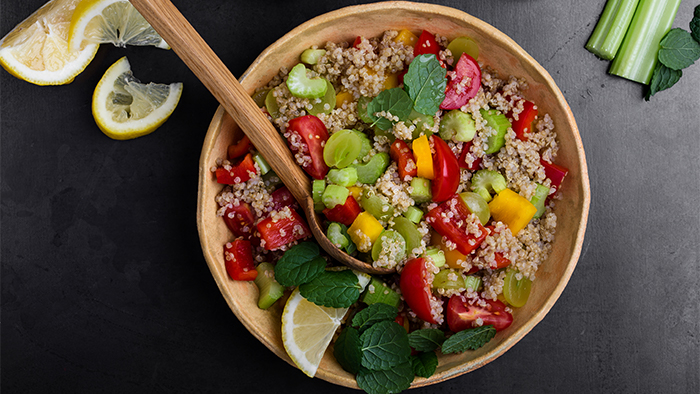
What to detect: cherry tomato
<box><xmin>389</xmin><ymin>140</ymin><xmax>417</xmax><ymax>181</ymax></box>
<box><xmin>286</xmin><ymin>115</ymin><xmax>330</xmax><ymax>180</ymax></box>
<box><xmin>224</xmin><ymin>239</ymin><xmax>258</xmax><ymax>281</ymax></box>
<box><xmin>256</xmin><ymin>210</ymin><xmax>311</xmax><ymax>251</ymax></box>
<box><xmin>322</xmin><ymin>195</ymin><xmax>362</xmax><ymax>226</ymax></box>
<box><xmin>440</xmin><ymin>53</ymin><xmax>481</xmax><ymax>110</ymax></box>
<box><xmin>457</xmin><ymin>141</ymin><xmax>481</xmax><ymax>171</ymax></box>
<box><xmin>430</xmin><ymin>136</ymin><xmax>460</xmax><ymax>202</ymax></box>
<box><xmin>414</xmin><ymin>30</ymin><xmax>440</xmax><ymax>57</ymax></box>
<box><xmin>227</xmin><ymin>135</ymin><xmax>251</xmax><ymax>159</ymax></box>
<box><xmin>425</xmin><ymin>195</ymin><xmax>487</xmax><ymax>256</ymax></box>
<box><xmin>446</xmin><ymin>295</ymin><xmax>513</xmax><ymax>332</ymax></box>
<box><xmin>223</xmin><ymin>202</ymin><xmax>256</xmax><ymax>240</ymax></box>
<box><xmin>509</xmin><ymin>100</ymin><xmax>538</xmax><ymax>141</ymax></box>
<box><xmin>215</xmin><ymin>153</ymin><xmax>258</xmax><ymax>184</ymax></box>
<box><xmin>399</xmin><ymin>258</ymin><xmax>439</xmax><ymax>324</ymax></box>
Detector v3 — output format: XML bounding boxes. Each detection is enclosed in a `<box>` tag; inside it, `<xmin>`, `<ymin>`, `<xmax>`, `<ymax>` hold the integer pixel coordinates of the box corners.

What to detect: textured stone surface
<box><xmin>2</xmin><ymin>0</ymin><xmax>698</xmax><ymax>393</ymax></box>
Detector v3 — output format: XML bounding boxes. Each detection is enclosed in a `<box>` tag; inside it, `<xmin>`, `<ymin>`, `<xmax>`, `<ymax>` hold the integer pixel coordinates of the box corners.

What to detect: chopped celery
<box><xmin>361</xmin><ymin>276</ymin><xmax>401</xmax><ymax>308</ymax></box>
<box><xmin>352</xmin><ymin>152</ymin><xmax>390</xmax><ymax>184</ymax></box>
<box><xmin>464</xmin><ymin>275</ymin><xmax>482</xmax><ymax>292</ymax></box>
<box><xmin>254</xmin><ymin>262</ymin><xmax>285</xmax><ymax>309</ymax></box>
<box><xmin>262</xmin><ymin>170</ymin><xmax>282</xmax><ymax>187</ymax></box>
<box><xmin>353</xmin><ymin>130</ymin><xmax>372</xmax><ymax>162</ymax></box>
<box><xmin>609</xmin><ymin>0</ymin><xmax>682</xmax><ymax>84</ymax></box>
<box><xmin>328</xmin><ymin>167</ymin><xmax>358</xmax><ymax>187</ymax></box>
<box><xmin>322</xmin><ymin>185</ymin><xmax>349</xmax><ymax>209</ymax></box>
<box><xmin>529</xmin><ymin>183</ymin><xmax>551</xmax><ymax>219</ymax></box>
<box><xmin>459</xmin><ymin>191</ymin><xmax>490</xmax><ymax>225</ymax></box>
<box><xmin>439</xmin><ymin>110</ymin><xmax>476</xmax><ymax>142</ymax></box>
<box><xmin>360</xmin><ymin>190</ymin><xmax>394</xmax><ymax>221</ymax></box>
<box><xmin>301</xmin><ymin>48</ymin><xmax>326</xmax><ymax>65</ymax></box>
<box><xmin>371</xmin><ymin>230</ymin><xmax>406</xmax><ymax>262</ymax></box>
<box><xmin>470</xmin><ymin>169</ymin><xmax>507</xmax><ymax>202</ymax></box>
<box><xmin>327</xmin><ymin>222</ymin><xmax>350</xmax><ymax>250</ymax></box>
<box><xmin>480</xmin><ymin>109</ymin><xmax>511</xmax><ymax>154</ymax></box>
<box><xmin>286</xmin><ymin>63</ymin><xmax>328</xmax><ymax>99</ymax></box>
<box><xmin>407</xmin><ymin>110</ymin><xmax>435</xmax><ymax>139</ymax></box>
<box><xmin>424</xmin><ymin>247</ymin><xmax>446</xmax><ymax>268</ymax></box>
<box><xmin>403</xmin><ymin>206</ymin><xmax>424</xmax><ymax>223</ymax></box>
<box><xmin>432</xmin><ymin>269</ymin><xmax>466</xmax><ymax>290</ymax></box>
<box><xmin>324</xmin><ymin>129</ymin><xmax>362</xmax><ymax>168</ymax></box>
<box><xmin>312</xmin><ymin>179</ymin><xmax>326</xmax><ymax>211</ymax></box>
<box><xmin>410</xmin><ymin>177</ymin><xmax>432</xmax><ymax>203</ymax></box>
<box><xmin>308</xmin><ymin>80</ymin><xmax>336</xmax><ymax>116</ymax></box>
<box><xmin>252</xmin><ymin>152</ymin><xmax>271</xmax><ymax>175</ymax></box>
<box><xmin>585</xmin><ymin>0</ymin><xmax>641</xmax><ymax>60</ymax></box>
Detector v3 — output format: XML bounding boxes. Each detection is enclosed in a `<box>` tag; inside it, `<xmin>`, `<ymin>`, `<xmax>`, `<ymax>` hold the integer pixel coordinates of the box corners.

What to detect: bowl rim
<box><xmin>197</xmin><ymin>0</ymin><xmax>591</xmax><ymax>389</ymax></box>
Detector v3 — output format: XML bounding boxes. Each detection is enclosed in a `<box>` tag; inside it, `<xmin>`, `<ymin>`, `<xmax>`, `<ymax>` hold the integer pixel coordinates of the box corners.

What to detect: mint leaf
<box><xmin>273</xmin><ymin>242</ymin><xmax>323</xmax><ymax>287</ymax></box>
<box><xmin>334</xmin><ymin>327</ymin><xmax>363</xmax><ymax>374</ymax></box>
<box><xmin>410</xmin><ymin>351</ymin><xmax>438</xmax><ymax>378</ymax></box>
<box><xmin>658</xmin><ymin>28</ymin><xmax>700</xmax><ymax>70</ymax></box>
<box><xmin>356</xmin><ymin>363</ymin><xmax>413</xmax><ymax>394</ymax></box>
<box><xmin>352</xmin><ymin>303</ymin><xmax>398</xmax><ymax>333</ymax></box>
<box><xmin>403</xmin><ymin>54</ymin><xmax>447</xmax><ymax>116</ymax></box>
<box><xmin>645</xmin><ymin>63</ymin><xmax>682</xmax><ymax>101</ymax></box>
<box><xmin>441</xmin><ymin>325</ymin><xmax>496</xmax><ymax>354</ymax></box>
<box><xmin>367</xmin><ymin>88</ymin><xmax>413</xmax><ymax>130</ymax></box>
<box><xmin>360</xmin><ymin>320</ymin><xmax>411</xmax><ymax>370</ymax></box>
<box><xmin>691</xmin><ymin>5</ymin><xmax>700</xmax><ymax>43</ymax></box>
<box><xmin>299</xmin><ymin>269</ymin><xmax>360</xmax><ymax>308</ymax></box>
<box><xmin>407</xmin><ymin>329</ymin><xmax>445</xmax><ymax>352</ymax></box>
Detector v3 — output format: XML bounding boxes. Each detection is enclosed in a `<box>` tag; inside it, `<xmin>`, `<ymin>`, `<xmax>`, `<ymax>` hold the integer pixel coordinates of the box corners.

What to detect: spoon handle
<box><xmin>129</xmin><ymin>0</ymin><xmax>311</xmax><ymax>201</ymax></box>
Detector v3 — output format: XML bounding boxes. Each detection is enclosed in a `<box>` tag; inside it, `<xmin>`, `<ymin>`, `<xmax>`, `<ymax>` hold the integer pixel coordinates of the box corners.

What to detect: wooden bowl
<box><xmin>197</xmin><ymin>1</ymin><xmax>590</xmax><ymax>389</ymax></box>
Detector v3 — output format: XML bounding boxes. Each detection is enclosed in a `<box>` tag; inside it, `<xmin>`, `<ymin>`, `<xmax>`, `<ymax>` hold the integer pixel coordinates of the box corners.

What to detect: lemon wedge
<box><xmin>0</xmin><ymin>0</ymin><xmax>99</xmax><ymax>85</ymax></box>
<box><xmin>281</xmin><ymin>271</ymin><xmax>370</xmax><ymax>378</ymax></box>
<box><xmin>92</xmin><ymin>56</ymin><xmax>182</xmax><ymax>140</ymax></box>
<box><xmin>68</xmin><ymin>0</ymin><xmax>169</xmax><ymax>53</ymax></box>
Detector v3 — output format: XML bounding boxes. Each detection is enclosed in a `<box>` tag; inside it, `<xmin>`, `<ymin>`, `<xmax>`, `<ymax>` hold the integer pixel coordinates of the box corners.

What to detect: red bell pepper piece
<box><xmin>256</xmin><ymin>209</ymin><xmax>311</xmax><ymax>251</ymax></box>
<box><xmin>458</xmin><ymin>141</ymin><xmax>482</xmax><ymax>171</ymax></box>
<box><xmin>485</xmin><ymin>226</ymin><xmax>511</xmax><ymax>269</ymax></box>
<box><xmin>440</xmin><ymin>53</ymin><xmax>481</xmax><ymax>110</ymax></box>
<box><xmin>322</xmin><ymin>196</ymin><xmax>361</xmax><ymax>227</ymax></box>
<box><xmin>223</xmin><ymin>239</ymin><xmax>258</xmax><ymax>281</ymax></box>
<box><xmin>286</xmin><ymin>115</ymin><xmax>330</xmax><ymax>180</ymax></box>
<box><xmin>425</xmin><ymin>195</ymin><xmax>487</xmax><ymax>256</ymax></box>
<box><xmin>352</xmin><ymin>36</ymin><xmax>362</xmax><ymax>48</ymax></box>
<box><xmin>509</xmin><ymin>100</ymin><xmax>538</xmax><ymax>141</ymax></box>
<box><xmin>223</xmin><ymin>202</ymin><xmax>256</xmax><ymax>240</ymax></box>
<box><xmin>215</xmin><ymin>153</ymin><xmax>258</xmax><ymax>184</ymax></box>
<box><xmin>227</xmin><ymin>135</ymin><xmax>251</xmax><ymax>159</ymax></box>
<box><xmin>430</xmin><ymin>136</ymin><xmax>460</xmax><ymax>202</ymax></box>
<box><xmin>541</xmin><ymin>159</ymin><xmax>568</xmax><ymax>196</ymax></box>
<box><xmin>414</xmin><ymin>30</ymin><xmax>440</xmax><ymax>57</ymax></box>
<box><xmin>389</xmin><ymin>140</ymin><xmax>417</xmax><ymax>181</ymax></box>
<box><xmin>270</xmin><ymin>186</ymin><xmax>298</xmax><ymax>212</ymax></box>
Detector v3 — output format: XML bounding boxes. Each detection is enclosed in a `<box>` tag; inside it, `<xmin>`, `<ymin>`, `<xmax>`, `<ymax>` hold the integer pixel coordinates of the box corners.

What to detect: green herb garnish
<box><xmin>360</xmin><ymin>320</ymin><xmax>411</xmax><ymax>370</ymax></box>
<box><xmin>645</xmin><ymin>63</ymin><xmax>682</xmax><ymax>100</ymax></box>
<box><xmin>334</xmin><ymin>326</ymin><xmax>363</xmax><ymax>374</ymax></box>
<box><xmin>273</xmin><ymin>242</ymin><xmax>323</xmax><ymax>286</ymax></box>
<box><xmin>299</xmin><ymin>269</ymin><xmax>361</xmax><ymax>308</ymax></box>
<box><xmin>407</xmin><ymin>328</ymin><xmax>446</xmax><ymax>352</ymax></box>
<box><xmin>441</xmin><ymin>325</ymin><xmax>497</xmax><ymax>354</ymax></box>
<box><xmin>402</xmin><ymin>54</ymin><xmax>447</xmax><ymax>116</ymax></box>
<box><xmin>410</xmin><ymin>351</ymin><xmax>439</xmax><ymax>378</ymax></box>
<box><xmin>367</xmin><ymin>88</ymin><xmax>413</xmax><ymax>130</ymax></box>
<box><xmin>657</xmin><ymin>28</ymin><xmax>700</xmax><ymax>70</ymax></box>
<box><xmin>352</xmin><ymin>303</ymin><xmax>398</xmax><ymax>333</ymax></box>
<box><xmin>356</xmin><ymin>363</ymin><xmax>414</xmax><ymax>394</ymax></box>
<box><xmin>690</xmin><ymin>5</ymin><xmax>700</xmax><ymax>43</ymax></box>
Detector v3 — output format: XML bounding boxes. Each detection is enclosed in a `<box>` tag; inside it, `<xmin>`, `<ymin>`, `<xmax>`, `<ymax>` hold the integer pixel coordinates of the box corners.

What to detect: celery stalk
<box><xmin>585</xmin><ymin>0</ymin><xmax>641</xmax><ymax>60</ymax></box>
<box><xmin>609</xmin><ymin>0</ymin><xmax>682</xmax><ymax>84</ymax></box>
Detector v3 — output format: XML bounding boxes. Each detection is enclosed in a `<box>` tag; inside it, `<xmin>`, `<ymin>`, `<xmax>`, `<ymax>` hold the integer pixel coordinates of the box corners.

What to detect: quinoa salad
<box><xmin>211</xmin><ymin>29</ymin><xmax>569</xmax><ymax>392</ymax></box>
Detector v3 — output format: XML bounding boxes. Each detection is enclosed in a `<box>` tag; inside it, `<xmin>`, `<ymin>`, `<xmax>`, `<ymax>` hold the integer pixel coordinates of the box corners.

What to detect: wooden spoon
<box><xmin>129</xmin><ymin>0</ymin><xmax>394</xmax><ymax>274</ymax></box>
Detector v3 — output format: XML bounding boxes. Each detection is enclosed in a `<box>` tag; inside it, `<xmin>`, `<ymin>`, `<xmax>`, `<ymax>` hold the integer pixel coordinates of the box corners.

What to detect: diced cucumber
<box><xmin>390</xmin><ymin>217</ymin><xmax>422</xmax><ymax>256</ymax></box>
<box><xmin>530</xmin><ymin>183</ymin><xmax>551</xmax><ymax>219</ymax></box>
<box><xmin>312</xmin><ymin>179</ymin><xmax>326</xmax><ymax>211</ymax></box>
<box><xmin>470</xmin><ymin>169</ymin><xmax>506</xmax><ymax>202</ymax></box>
<box><xmin>328</xmin><ymin>167</ymin><xmax>358</xmax><ymax>187</ymax></box>
<box><xmin>324</xmin><ymin>129</ymin><xmax>363</xmax><ymax>168</ymax></box>
<box><xmin>403</xmin><ymin>206</ymin><xmax>424</xmax><ymax>223</ymax></box>
<box><xmin>458</xmin><ymin>191</ymin><xmax>490</xmax><ymax>225</ymax></box>
<box><xmin>252</xmin><ymin>152</ymin><xmax>271</xmax><ymax>175</ymax></box>
<box><xmin>360</xmin><ymin>190</ymin><xmax>394</xmax><ymax>221</ymax></box>
<box><xmin>265</xmin><ymin>89</ymin><xmax>280</xmax><ymax>119</ymax></box>
<box><xmin>254</xmin><ymin>262</ymin><xmax>285</xmax><ymax>309</ymax></box>
<box><xmin>361</xmin><ymin>276</ymin><xmax>401</xmax><ymax>309</ymax></box>
<box><xmin>352</xmin><ymin>152</ymin><xmax>390</xmax><ymax>184</ymax></box>
<box><xmin>308</xmin><ymin>80</ymin><xmax>336</xmax><ymax>116</ymax></box>
<box><xmin>439</xmin><ymin>110</ymin><xmax>476</xmax><ymax>142</ymax></box>
<box><xmin>286</xmin><ymin>63</ymin><xmax>328</xmax><ymax>99</ymax></box>
<box><xmin>300</xmin><ymin>48</ymin><xmax>326</xmax><ymax>65</ymax></box>
<box><xmin>410</xmin><ymin>177</ymin><xmax>432</xmax><ymax>203</ymax></box>
<box><xmin>432</xmin><ymin>269</ymin><xmax>467</xmax><ymax>290</ymax></box>
<box><xmin>371</xmin><ymin>230</ymin><xmax>406</xmax><ymax>262</ymax></box>
<box><xmin>322</xmin><ymin>185</ymin><xmax>349</xmax><ymax>209</ymax></box>
<box><xmin>423</xmin><ymin>247</ymin><xmax>445</xmax><ymax>268</ymax></box>
<box><xmin>480</xmin><ymin>109</ymin><xmax>511</xmax><ymax>154</ymax></box>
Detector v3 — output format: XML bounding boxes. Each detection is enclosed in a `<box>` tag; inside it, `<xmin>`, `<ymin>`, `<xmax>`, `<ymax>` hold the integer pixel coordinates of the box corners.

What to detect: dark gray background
<box><xmin>2</xmin><ymin>0</ymin><xmax>699</xmax><ymax>392</ymax></box>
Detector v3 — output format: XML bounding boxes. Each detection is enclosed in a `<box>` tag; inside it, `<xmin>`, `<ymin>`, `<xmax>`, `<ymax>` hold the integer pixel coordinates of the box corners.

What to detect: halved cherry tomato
<box><xmin>458</xmin><ymin>141</ymin><xmax>482</xmax><ymax>171</ymax></box>
<box><xmin>270</xmin><ymin>186</ymin><xmax>298</xmax><ymax>212</ymax></box>
<box><xmin>430</xmin><ymin>136</ymin><xmax>460</xmax><ymax>202</ymax></box>
<box><xmin>223</xmin><ymin>202</ymin><xmax>256</xmax><ymax>240</ymax></box>
<box><xmin>509</xmin><ymin>100</ymin><xmax>538</xmax><ymax>141</ymax></box>
<box><xmin>224</xmin><ymin>239</ymin><xmax>258</xmax><ymax>281</ymax></box>
<box><xmin>256</xmin><ymin>210</ymin><xmax>311</xmax><ymax>251</ymax></box>
<box><xmin>541</xmin><ymin>159</ymin><xmax>568</xmax><ymax>197</ymax></box>
<box><xmin>215</xmin><ymin>153</ymin><xmax>258</xmax><ymax>184</ymax></box>
<box><xmin>446</xmin><ymin>295</ymin><xmax>513</xmax><ymax>332</ymax></box>
<box><xmin>286</xmin><ymin>115</ymin><xmax>330</xmax><ymax>180</ymax></box>
<box><xmin>399</xmin><ymin>258</ymin><xmax>439</xmax><ymax>324</ymax></box>
<box><xmin>440</xmin><ymin>53</ymin><xmax>481</xmax><ymax>110</ymax></box>
<box><xmin>227</xmin><ymin>135</ymin><xmax>251</xmax><ymax>159</ymax></box>
<box><xmin>322</xmin><ymin>195</ymin><xmax>362</xmax><ymax>227</ymax></box>
<box><xmin>425</xmin><ymin>195</ymin><xmax>487</xmax><ymax>256</ymax></box>
<box><xmin>414</xmin><ymin>30</ymin><xmax>440</xmax><ymax>57</ymax></box>
<box><xmin>390</xmin><ymin>140</ymin><xmax>417</xmax><ymax>181</ymax></box>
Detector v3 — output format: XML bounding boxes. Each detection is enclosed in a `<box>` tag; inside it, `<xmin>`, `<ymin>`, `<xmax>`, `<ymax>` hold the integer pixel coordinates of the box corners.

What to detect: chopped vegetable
<box><xmin>322</xmin><ymin>184</ymin><xmax>350</xmax><ymax>209</ymax></box>
<box><xmin>286</xmin><ymin>63</ymin><xmax>328</xmax><ymax>98</ymax></box>
<box><xmin>585</xmin><ymin>0</ymin><xmax>641</xmax><ymax>60</ymax></box>
<box><xmin>323</xmin><ymin>195</ymin><xmax>362</xmax><ymax>226</ymax></box>
<box><xmin>254</xmin><ymin>262</ymin><xmax>284</xmax><ymax>309</ymax></box>
<box><xmin>324</xmin><ymin>129</ymin><xmax>362</xmax><ymax>168</ymax></box>
<box><xmin>223</xmin><ymin>239</ymin><xmax>258</xmax><ymax>281</ymax></box>
<box><xmin>480</xmin><ymin>109</ymin><xmax>511</xmax><ymax>154</ymax></box>
<box><xmin>470</xmin><ymin>169</ymin><xmax>507</xmax><ymax>202</ymax></box>
<box><xmin>488</xmin><ymin>189</ymin><xmax>538</xmax><ymax>236</ymax></box>
<box><xmin>348</xmin><ymin>212</ymin><xmax>385</xmax><ymax>252</ymax></box>
<box><xmin>413</xmin><ymin>134</ymin><xmax>434</xmax><ymax>179</ymax></box>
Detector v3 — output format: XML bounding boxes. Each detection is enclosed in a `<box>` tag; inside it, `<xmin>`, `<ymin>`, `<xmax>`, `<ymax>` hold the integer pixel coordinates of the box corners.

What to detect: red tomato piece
<box><xmin>446</xmin><ymin>294</ymin><xmax>513</xmax><ymax>332</ymax></box>
<box><xmin>397</xmin><ymin>68</ymin><xmax>409</xmax><ymax>85</ymax></box>
<box><xmin>223</xmin><ymin>239</ymin><xmax>258</xmax><ymax>281</ymax></box>
<box><xmin>286</xmin><ymin>115</ymin><xmax>330</xmax><ymax>180</ymax></box>
<box><xmin>458</xmin><ymin>141</ymin><xmax>482</xmax><ymax>171</ymax></box>
<box><xmin>484</xmin><ymin>225</ymin><xmax>511</xmax><ymax>269</ymax></box>
<box><xmin>215</xmin><ymin>153</ymin><xmax>258</xmax><ymax>184</ymax></box>
<box><xmin>414</xmin><ymin>30</ymin><xmax>440</xmax><ymax>57</ymax></box>
<box><xmin>440</xmin><ymin>53</ymin><xmax>481</xmax><ymax>110</ymax></box>
<box><xmin>390</xmin><ymin>140</ymin><xmax>417</xmax><ymax>181</ymax></box>
<box><xmin>256</xmin><ymin>209</ymin><xmax>311</xmax><ymax>251</ymax></box>
<box><xmin>223</xmin><ymin>202</ymin><xmax>256</xmax><ymax>240</ymax></box>
<box><xmin>425</xmin><ymin>195</ymin><xmax>487</xmax><ymax>256</ymax></box>
<box><xmin>399</xmin><ymin>258</ymin><xmax>439</xmax><ymax>325</ymax></box>
<box><xmin>509</xmin><ymin>100</ymin><xmax>538</xmax><ymax>141</ymax></box>
<box><xmin>430</xmin><ymin>136</ymin><xmax>460</xmax><ymax>202</ymax></box>
<box><xmin>322</xmin><ymin>196</ymin><xmax>362</xmax><ymax>227</ymax></box>
<box><xmin>540</xmin><ymin>159</ymin><xmax>569</xmax><ymax>197</ymax></box>
<box><xmin>270</xmin><ymin>186</ymin><xmax>298</xmax><ymax>212</ymax></box>
<box><xmin>227</xmin><ymin>135</ymin><xmax>251</xmax><ymax>159</ymax></box>
<box><xmin>352</xmin><ymin>36</ymin><xmax>362</xmax><ymax>48</ymax></box>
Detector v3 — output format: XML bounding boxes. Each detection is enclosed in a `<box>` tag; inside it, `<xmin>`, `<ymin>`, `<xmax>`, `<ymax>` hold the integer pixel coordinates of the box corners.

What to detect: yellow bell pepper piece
<box><xmin>488</xmin><ymin>189</ymin><xmax>537</xmax><ymax>235</ymax></box>
<box><xmin>394</xmin><ymin>29</ymin><xmax>419</xmax><ymax>47</ymax></box>
<box><xmin>431</xmin><ymin>232</ymin><xmax>467</xmax><ymax>269</ymax></box>
<box><xmin>335</xmin><ymin>91</ymin><xmax>353</xmax><ymax>109</ymax></box>
<box><xmin>413</xmin><ymin>134</ymin><xmax>434</xmax><ymax>179</ymax></box>
<box><xmin>347</xmin><ymin>186</ymin><xmax>362</xmax><ymax>201</ymax></box>
<box><xmin>348</xmin><ymin>212</ymin><xmax>384</xmax><ymax>252</ymax></box>
<box><xmin>383</xmin><ymin>73</ymin><xmax>399</xmax><ymax>90</ymax></box>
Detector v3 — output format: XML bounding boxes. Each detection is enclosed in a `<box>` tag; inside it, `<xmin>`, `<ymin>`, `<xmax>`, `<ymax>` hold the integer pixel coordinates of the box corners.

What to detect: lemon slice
<box><xmin>68</xmin><ymin>0</ymin><xmax>169</xmax><ymax>53</ymax></box>
<box><xmin>93</xmin><ymin>56</ymin><xmax>182</xmax><ymax>140</ymax></box>
<box><xmin>281</xmin><ymin>271</ymin><xmax>370</xmax><ymax>378</ymax></box>
<box><xmin>0</xmin><ymin>0</ymin><xmax>99</xmax><ymax>85</ymax></box>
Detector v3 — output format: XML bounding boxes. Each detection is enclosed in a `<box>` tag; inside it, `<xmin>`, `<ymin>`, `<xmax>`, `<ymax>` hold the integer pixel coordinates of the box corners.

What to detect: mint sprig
<box><xmin>658</xmin><ymin>28</ymin><xmax>700</xmax><ymax>70</ymax></box>
<box><xmin>299</xmin><ymin>270</ymin><xmax>361</xmax><ymax>308</ymax></box>
<box><xmin>407</xmin><ymin>328</ymin><xmax>445</xmax><ymax>352</ymax></box>
<box><xmin>334</xmin><ymin>326</ymin><xmax>363</xmax><ymax>374</ymax></box>
<box><xmin>410</xmin><ymin>351</ymin><xmax>438</xmax><ymax>378</ymax></box>
<box><xmin>441</xmin><ymin>325</ymin><xmax>497</xmax><ymax>354</ymax></box>
<box><xmin>352</xmin><ymin>303</ymin><xmax>398</xmax><ymax>333</ymax></box>
<box><xmin>360</xmin><ymin>320</ymin><xmax>411</xmax><ymax>370</ymax></box>
<box><xmin>273</xmin><ymin>242</ymin><xmax>324</xmax><ymax>287</ymax></box>
<box><xmin>403</xmin><ymin>54</ymin><xmax>447</xmax><ymax>117</ymax></box>
<box><xmin>690</xmin><ymin>5</ymin><xmax>700</xmax><ymax>44</ymax></box>
<box><xmin>367</xmin><ymin>88</ymin><xmax>413</xmax><ymax>130</ymax></box>
<box><xmin>645</xmin><ymin>64</ymin><xmax>682</xmax><ymax>101</ymax></box>
<box><xmin>356</xmin><ymin>363</ymin><xmax>413</xmax><ymax>394</ymax></box>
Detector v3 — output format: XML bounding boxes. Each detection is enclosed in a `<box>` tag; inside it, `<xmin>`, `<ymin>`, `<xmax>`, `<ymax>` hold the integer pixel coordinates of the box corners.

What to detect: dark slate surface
<box><xmin>2</xmin><ymin>1</ymin><xmax>699</xmax><ymax>393</ymax></box>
